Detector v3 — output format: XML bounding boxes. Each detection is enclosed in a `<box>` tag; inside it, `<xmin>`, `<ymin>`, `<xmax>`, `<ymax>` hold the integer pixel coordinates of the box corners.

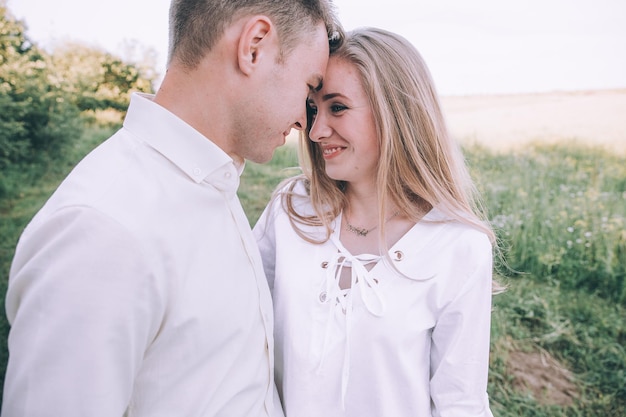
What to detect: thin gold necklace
<box><xmin>344</xmin><ymin>210</ymin><xmax>400</xmax><ymax>237</ymax></box>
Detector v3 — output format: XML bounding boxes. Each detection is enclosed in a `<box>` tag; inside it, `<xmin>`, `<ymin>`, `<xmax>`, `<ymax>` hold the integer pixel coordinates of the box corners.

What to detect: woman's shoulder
<box><xmin>256</xmin><ymin>176</ymin><xmax>314</xmax><ymax>231</ymax></box>
<box><xmin>256</xmin><ymin>175</ymin><xmax>331</xmax><ymax>242</ymax></box>
<box><xmin>421</xmin><ymin>207</ymin><xmax>492</xmax><ymax>250</ymax></box>
<box><xmin>271</xmin><ymin>175</ymin><xmax>315</xmax><ymax>213</ymax></box>
<box><xmin>274</xmin><ymin>175</ymin><xmax>309</xmax><ymax>196</ymax></box>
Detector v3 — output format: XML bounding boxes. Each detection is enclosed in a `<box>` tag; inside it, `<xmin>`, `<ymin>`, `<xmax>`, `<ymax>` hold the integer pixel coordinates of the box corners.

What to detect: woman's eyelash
<box><xmin>307</xmin><ymin>103</ymin><xmax>348</xmax><ymax>117</ymax></box>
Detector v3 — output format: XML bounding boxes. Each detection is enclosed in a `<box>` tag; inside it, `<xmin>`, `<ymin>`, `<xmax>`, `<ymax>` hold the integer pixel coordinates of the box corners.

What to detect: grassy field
<box><xmin>466</xmin><ymin>143</ymin><xmax>625</xmax><ymax>416</ymax></box>
<box><xmin>1</xmin><ymin>127</ymin><xmax>625</xmax><ymax>415</ymax></box>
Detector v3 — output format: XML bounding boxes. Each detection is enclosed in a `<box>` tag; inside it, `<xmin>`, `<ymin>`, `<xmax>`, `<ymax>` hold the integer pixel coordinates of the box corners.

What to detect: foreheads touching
<box><xmin>167</xmin><ymin>0</ymin><xmax>344</xmax><ymax>69</ymax></box>
<box><xmin>312</xmin><ymin>27</ymin><xmax>442</xmax><ymax>142</ymax></box>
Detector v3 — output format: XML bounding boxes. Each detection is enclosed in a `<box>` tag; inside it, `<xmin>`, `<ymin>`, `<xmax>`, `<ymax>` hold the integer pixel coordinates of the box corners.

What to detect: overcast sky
<box><xmin>8</xmin><ymin>0</ymin><xmax>626</xmax><ymax>96</ymax></box>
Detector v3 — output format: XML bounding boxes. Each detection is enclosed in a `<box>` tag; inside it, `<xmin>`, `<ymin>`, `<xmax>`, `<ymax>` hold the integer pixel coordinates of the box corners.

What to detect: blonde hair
<box><xmin>277</xmin><ymin>27</ymin><xmax>495</xmax><ymax>251</ymax></box>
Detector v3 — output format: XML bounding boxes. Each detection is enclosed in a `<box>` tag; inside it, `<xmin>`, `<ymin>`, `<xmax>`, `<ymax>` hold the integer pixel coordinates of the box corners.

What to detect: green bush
<box><xmin>0</xmin><ymin>3</ymin><xmax>85</xmax><ymax>169</ymax></box>
<box><xmin>1</xmin><ymin>1</ymin><xmax>156</xmax><ymax>170</ymax></box>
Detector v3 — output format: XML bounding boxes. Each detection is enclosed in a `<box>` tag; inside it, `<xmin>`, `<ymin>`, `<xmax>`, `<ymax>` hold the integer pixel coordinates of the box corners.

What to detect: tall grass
<box><xmin>1</xmin><ymin>134</ymin><xmax>624</xmax><ymax>415</ymax></box>
<box><xmin>469</xmin><ymin>143</ymin><xmax>626</xmax><ymax>304</ymax></box>
<box><xmin>465</xmin><ymin>143</ymin><xmax>625</xmax><ymax>416</ymax></box>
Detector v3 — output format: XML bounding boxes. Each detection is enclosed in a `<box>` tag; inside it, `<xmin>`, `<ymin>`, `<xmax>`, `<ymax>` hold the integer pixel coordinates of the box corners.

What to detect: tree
<box><xmin>0</xmin><ymin>1</ymin><xmax>36</xmax><ymax>165</ymax></box>
<box><xmin>49</xmin><ymin>42</ymin><xmax>156</xmax><ymax>114</ymax></box>
<box><xmin>0</xmin><ymin>2</ymin><xmax>83</xmax><ymax>168</ymax></box>
<box><xmin>0</xmin><ymin>1</ymin><xmax>156</xmax><ymax>169</ymax></box>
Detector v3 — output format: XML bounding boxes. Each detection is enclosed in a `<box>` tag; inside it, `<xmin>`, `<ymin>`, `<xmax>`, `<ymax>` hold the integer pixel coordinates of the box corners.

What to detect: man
<box><xmin>2</xmin><ymin>1</ymin><xmax>342</xmax><ymax>415</ymax></box>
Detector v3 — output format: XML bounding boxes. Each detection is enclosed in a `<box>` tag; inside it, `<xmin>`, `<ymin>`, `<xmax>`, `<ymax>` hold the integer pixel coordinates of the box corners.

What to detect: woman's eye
<box><xmin>330</xmin><ymin>104</ymin><xmax>347</xmax><ymax>113</ymax></box>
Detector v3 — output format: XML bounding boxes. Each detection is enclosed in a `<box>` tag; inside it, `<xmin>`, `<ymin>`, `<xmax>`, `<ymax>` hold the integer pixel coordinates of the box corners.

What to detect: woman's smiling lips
<box><xmin>321</xmin><ymin>144</ymin><xmax>346</xmax><ymax>159</ymax></box>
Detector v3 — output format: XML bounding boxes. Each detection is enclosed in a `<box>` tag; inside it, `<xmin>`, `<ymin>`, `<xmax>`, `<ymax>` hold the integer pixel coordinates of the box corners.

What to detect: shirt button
<box><xmin>321</xmin><ymin>261</ymin><xmax>328</xmax><ymax>269</ymax></box>
<box><xmin>192</xmin><ymin>167</ymin><xmax>202</xmax><ymax>176</ymax></box>
<box><xmin>319</xmin><ymin>291</ymin><xmax>327</xmax><ymax>303</ymax></box>
<box><xmin>224</xmin><ymin>171</ymin><xmax>232</xmax><ymax>179</ymax></box>
<box><xmin>394</xmin><ymin>250</ymin><xmax>404</xmax><ymax>261</ymax></box>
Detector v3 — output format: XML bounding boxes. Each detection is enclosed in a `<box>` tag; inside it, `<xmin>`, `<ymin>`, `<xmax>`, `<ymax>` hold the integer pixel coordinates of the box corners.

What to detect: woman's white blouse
<box><xmin>253</xmin><ymin>184</ymin><xmax>494</xmax><ymax>417</ymax></box>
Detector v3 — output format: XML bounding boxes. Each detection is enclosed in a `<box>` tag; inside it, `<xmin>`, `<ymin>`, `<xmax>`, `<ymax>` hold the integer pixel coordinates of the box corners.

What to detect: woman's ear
<box><xmin>237</xmin><ymin>15</ymin><xmax>275</xmax><ymax>75</ymax></box>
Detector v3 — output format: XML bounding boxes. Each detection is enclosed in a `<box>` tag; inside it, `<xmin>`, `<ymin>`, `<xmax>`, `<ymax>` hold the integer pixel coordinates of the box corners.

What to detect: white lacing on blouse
<box><xmin>316</xmin><ymin>233</ymin><xmax>386</xmax><ymax>410</ymax></box>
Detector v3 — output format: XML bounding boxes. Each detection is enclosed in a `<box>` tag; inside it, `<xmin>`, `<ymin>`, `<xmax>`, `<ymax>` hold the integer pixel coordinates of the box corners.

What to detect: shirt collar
<box><xmin>123</xmin><ymin>93</ymin><xmax>240</xmax><ymax>191</ymax></box>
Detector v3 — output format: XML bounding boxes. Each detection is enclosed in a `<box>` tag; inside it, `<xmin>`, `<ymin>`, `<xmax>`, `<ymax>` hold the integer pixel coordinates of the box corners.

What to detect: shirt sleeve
<box><xmin>429</xmin><ymin>234</ymin><xmax>495</xmax><ymax>417</ymax></box>
<box><xmin>3</xmin><ymin>206</ymin><xmax>166</xmax><ymax>417</ymax></box>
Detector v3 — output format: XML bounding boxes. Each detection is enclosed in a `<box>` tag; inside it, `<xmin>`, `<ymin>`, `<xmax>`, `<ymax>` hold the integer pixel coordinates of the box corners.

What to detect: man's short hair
<box><xmin>168</xmin><ymin>0</ymin><xmax>344</xmax><ymax>68</ymax></box>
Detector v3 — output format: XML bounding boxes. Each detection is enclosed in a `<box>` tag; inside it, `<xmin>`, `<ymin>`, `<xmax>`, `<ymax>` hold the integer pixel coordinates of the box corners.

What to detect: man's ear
<box><xmin>237</xmin><ymin>15</ymin><xmax>275</xmax><ymax>75</ymax></box>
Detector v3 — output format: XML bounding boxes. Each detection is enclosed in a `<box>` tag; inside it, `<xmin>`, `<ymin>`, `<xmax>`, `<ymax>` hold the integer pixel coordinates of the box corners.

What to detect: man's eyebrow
<box><xmin>309</xmin><ymin>76</ymin><xmax>323</xmax><ymax>92</ymax></box>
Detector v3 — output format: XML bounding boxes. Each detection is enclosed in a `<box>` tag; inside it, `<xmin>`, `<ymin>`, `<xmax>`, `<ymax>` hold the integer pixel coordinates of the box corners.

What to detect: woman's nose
<box><xmin>309</xmin><ymin>113</ymin><xmax>331</xmax><ymax>142</ymax></box>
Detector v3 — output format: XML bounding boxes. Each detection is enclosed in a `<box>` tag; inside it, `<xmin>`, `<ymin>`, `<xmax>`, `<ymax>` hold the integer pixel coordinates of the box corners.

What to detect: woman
<box><xmin>254</xmin><ymin>27</ymin><xmax>497</xmax><ymax>416</ymax></box>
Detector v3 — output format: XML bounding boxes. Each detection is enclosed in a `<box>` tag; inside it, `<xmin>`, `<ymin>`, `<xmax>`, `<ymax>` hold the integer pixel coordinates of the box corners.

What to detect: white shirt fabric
<box><xmin>3</xmin><ymin>93</ymin><xmax>283</xmax><ymax>417</ymax></box>
<box><xmin>253</xmin><ymin>180</ymin><xmax>494</xmax><ymax>417</ymax></box>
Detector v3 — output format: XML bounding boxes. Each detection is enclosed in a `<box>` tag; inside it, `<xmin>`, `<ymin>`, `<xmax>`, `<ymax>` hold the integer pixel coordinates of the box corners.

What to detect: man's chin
<box><xmin>248</xmin><ymin>150</ymin><xmax>275</xmax><ymax>165</ymax></box>
<box><xmin>250</xmin><ymin>142</ymin><xmax>286</xmax><ymax>164</ymax></box>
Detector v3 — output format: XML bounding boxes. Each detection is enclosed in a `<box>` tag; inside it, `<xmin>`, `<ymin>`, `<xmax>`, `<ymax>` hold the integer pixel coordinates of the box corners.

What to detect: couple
<box><xmin>2</xmin><ymin>1</ymin><xmax>496</xmax><ymax>416</ymax></box>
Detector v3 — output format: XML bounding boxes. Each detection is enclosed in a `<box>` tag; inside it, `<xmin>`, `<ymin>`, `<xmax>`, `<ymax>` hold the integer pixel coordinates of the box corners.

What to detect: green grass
<box><xmin>239</xmin><ymin>144</ymin><xmax>302</xmax><ymax>225</ymax></box>
<box><xmin>469</xmin><ymin>143</ymin><xmax>626</xmax><ymax>304</ymax></box>
<box><xmin>466</xmin><ymin>143</ymin><xmax>626</xmax><ymax>416</ymax></box>
<box><xmin>1</xmin><ymin>131</ymin><xmax>624</xmax><ymax>415</ymax></box>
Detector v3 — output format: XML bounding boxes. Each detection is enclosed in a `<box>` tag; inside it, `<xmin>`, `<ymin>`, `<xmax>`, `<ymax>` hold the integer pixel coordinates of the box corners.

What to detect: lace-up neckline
<box><xmin>316</xmin><ymin>225</ymin><xmax>387</xmax><ymax>409</ymax></box>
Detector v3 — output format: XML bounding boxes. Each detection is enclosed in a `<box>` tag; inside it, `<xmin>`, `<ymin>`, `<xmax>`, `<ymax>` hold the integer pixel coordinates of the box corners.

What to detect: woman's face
<box><xmin>307</xmin><ymin>57</ymin><xmax>380</xmax><ymax>185</ymax></box>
